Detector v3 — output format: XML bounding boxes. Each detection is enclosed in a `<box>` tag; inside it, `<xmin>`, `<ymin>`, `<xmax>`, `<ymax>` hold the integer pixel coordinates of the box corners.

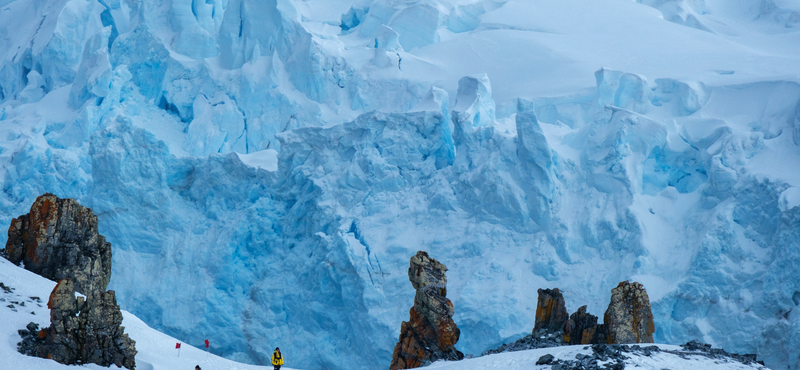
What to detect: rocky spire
<box><xmin>390</xmin><ymin>251</ymin><xmax>463</xmax><ymax>370</ymax></box>
<box><xmin>2</xmin><ymin>193</ymin><xmax>111</xmax><ymax>295</ymax></box>
<box><xmin>603</xmin><ymin>281</ymin><xmax>655</xmax><ymax>344</ymax></box>
<box><xmin>6</xmin><ymin>194</ymin><xmax>138</xmax><ymax>368</ymax></box>
<box><xmin>533</xmin><ymin>288</ymin><xmax>569</xmax><ymax>334</ymax></box>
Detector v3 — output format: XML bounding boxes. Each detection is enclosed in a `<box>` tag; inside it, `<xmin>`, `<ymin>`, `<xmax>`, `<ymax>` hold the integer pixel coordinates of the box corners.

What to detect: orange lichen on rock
<box><xmin>389</xmin><ymin>251</ymin><xmax>463</xmax><ymax>370</ymax></box>
<box><xmin>533</xmin><ymin>288</ymin><xmax>569</xmax><ymax>334</ymax></box>
<box><xmin>563</xmin><ymin>305</ymin><xmax>601</xmax><ymax>345</ymax></box>
<box><xmin>2</xmin><ymin>193</ymin><xmax>112</xmax><ymax>295</ymax></box>
<box><xmin>603</xmin><ymin>281</ymin><xmax>655</xmax><ymax>344</ymax></box>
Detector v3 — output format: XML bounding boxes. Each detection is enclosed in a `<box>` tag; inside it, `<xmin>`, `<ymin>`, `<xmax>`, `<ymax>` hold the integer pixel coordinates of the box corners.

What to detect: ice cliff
<box><xmin>1</xmin><ymin>0</ymin><xmax>799</xmax><ymax>369</ymax></box>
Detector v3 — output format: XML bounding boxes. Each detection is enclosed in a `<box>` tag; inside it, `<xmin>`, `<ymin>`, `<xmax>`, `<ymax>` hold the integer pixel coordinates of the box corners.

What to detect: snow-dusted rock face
<box><xmin>1</xmin><ymin>0</ymin><xmax>799</xmax><ymax>369</ymax></box>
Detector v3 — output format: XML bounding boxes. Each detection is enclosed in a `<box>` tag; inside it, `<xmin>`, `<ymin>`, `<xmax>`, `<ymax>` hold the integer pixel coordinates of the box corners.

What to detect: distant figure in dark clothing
<box><xmin>195</xmin><ymin>366</ymin><xmax>201</xmax><ymax>370</ymax></box>
<box><xmin>272</xmin><ymin>347</ymin><xmax>284</xmax><ymax>370</ymax></box>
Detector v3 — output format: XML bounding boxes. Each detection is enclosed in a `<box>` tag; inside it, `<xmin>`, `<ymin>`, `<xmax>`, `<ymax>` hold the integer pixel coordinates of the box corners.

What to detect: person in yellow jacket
<box><xmin>272</xmin><ymin>347</ymin><xmax>284</xmax><ymax>370</ymax></box>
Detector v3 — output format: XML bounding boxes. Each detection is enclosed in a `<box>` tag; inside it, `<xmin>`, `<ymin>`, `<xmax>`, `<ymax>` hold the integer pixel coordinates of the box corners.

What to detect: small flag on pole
<box><xmin>205</xmin><ymin>339</ymin><xmax>209</xmax><ymax>348</ymax></box>
<box><xmin>175</xmin><ymin>343</ymin><xmax>181</xmax><ymax>349</ymax></box>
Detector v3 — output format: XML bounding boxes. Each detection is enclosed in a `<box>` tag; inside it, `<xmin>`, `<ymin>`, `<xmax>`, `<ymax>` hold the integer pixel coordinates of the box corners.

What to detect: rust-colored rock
<box><xmin>390</xmin><ymin>251</ymin><xmax>463</xmax><ymax>370</ymax></box>
<box><xmin>36</xmin><ymin>279</ymin><xmax>137</xmax><ymax>369</ymax></box>
<box><xmin>2</xmin><ymin>193</ymin><xmax>111</xmax><ymax>295</ymax></box>
<box><xmin>603</xmin><ymin>281</ymin><xmax>655</xmax><ymax>344</ymax></box>
<box><xmin>533</xmin><ymin>288</ymin><xmax>569</xmax><ymax>334</ymax></box>
<box><xmin>563</xmin><ymin>305</ymin><xmax>600</xmax><ymax>345</ymax></box>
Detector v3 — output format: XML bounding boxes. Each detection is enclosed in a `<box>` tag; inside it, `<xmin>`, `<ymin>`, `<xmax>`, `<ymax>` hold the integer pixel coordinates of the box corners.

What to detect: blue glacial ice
<box><xmin>1</xmin><ymin>0</ymin><xmax>800</xmax><ymax>369</ymax></box>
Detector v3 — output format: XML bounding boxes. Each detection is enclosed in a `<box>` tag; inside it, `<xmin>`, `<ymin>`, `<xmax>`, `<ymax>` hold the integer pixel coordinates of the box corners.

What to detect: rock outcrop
<box><xmin>6</xmin><ymin>194</ymin><xmax>137</xmax><ymax>368</ymax></box>
<box><xmin>390</xmin><ymin>251</ymin><xmax>463</xmax><ymax>370</ymax></box>
<box><xmin>35</xmin><ymin>279</ymin><xmax>137</xmax><ymax>369</ymax></box>
<box><xmin>563</xmin><ymin>305</ymin><xmax>601</xmax><ymax>345</ymax></box>
<box><xmin>2</xmin><ymin>193</ymin><xmax>111</xmax><ymax>295</ymax></box>
<box><xmin>483</xmin><ymin>281</ymin><xmax>658</xmax><ymax>357</ymax></box>
<box><xmin>482</xmin><ymin>331</ymin><xmax>564</xmax><ymax>355</ymax></box>
<box><xmin>603</xmin><ymin>281</ymin><xmax>655</xmax><ymax>344</ymax></box>
<box><xmin>533</xmin><ymin>288</ymin><xmax>569</xmax><ymax>335</ymax></box>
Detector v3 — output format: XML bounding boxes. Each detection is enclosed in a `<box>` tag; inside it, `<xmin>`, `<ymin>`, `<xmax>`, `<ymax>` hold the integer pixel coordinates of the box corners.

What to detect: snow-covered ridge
<box><xmin>0</xmin><ymin>0</ymin><xmax>799</xmax><ymax>369</ymax></box>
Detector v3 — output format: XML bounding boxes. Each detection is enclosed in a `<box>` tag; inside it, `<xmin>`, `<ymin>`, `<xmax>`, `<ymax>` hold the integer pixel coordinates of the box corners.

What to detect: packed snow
<box><xmin>0</xmin><ymin>0</ymin><xmax>799</xmax><ymax>369</ymax></box>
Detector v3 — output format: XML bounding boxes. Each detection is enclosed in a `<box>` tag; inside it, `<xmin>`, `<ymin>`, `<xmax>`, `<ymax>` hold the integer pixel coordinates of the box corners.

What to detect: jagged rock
<box><xmin>5</xmin><ymin>194</ymin><xmax>137</xmax><ymax>368</ymax></box>
<box><xmin>482</xmin><ymin>330</ymin><xmax>565</xmax><ymax>355</ymax></box>
<box><xmin>2</xmin><ymin>194</ymin><xmax>111</xmax><ymax>295</ymax></box>
<box><xmin>17</xmin><ymin>322</ymin><xmax>46</xmax><ymax>356</ymax></box>
<box><xmin>533</xmin><ymin>288</ymin><xmax>569</xmax><ymax>334</ymax></box>
<box><xmin>81</xmin><ymin>290</ymin><xmax>137</xmax><ymax>368</ymax></box>
<box><xmin>542</xmin><ymin>342</ymin><xmax>762</xmax><ymax>370</ymax></box>
<box><xmin>536</xmin><ymin>354</ymin><xmax>555</xmax><ymax>365</ymax></box>
<box><xmin>603</xmin><ymin>281</ymin><xmax>655</xmax><ymax>344</ymax></box>
<box><xmin>34</xmin><ymin>279</ymin><xmax>137</xmax><ymax>370</ymax></box>
<box><xmin>679</xmin><ymin>340</ymin><xmax>764</xmax><ymax>365</ymax></box>
<box><xmin>563</xmin><ymin>305</ymin><xmax>601</xmax><ymax>345</ymax></box>
<box><xmin>390</xmin><ymin>251</ymin><xmax>463</xmax><ymax>370</ymax></box>
<box><xmin>38</xmin><ymin>279</ymin><xmax>84</xmax><ymax>363</ymax></box>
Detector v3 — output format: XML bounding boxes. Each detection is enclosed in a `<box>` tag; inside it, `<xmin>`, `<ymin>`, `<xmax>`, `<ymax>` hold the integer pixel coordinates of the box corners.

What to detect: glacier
<box><xmin>1</xmin><ymin>0</ymin><xmax>800</xmax><ymax>369</ymax></box>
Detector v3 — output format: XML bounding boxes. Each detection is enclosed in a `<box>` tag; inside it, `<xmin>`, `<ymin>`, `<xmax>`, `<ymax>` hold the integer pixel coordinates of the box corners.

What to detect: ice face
<box><xmin>1</xmin><ymin>0</ymin><xmax>800</xmax><ymax>369</ymax></box>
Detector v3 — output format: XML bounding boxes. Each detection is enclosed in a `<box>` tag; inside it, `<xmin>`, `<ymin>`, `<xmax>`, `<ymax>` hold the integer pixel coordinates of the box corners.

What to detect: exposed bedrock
<box><xmin>603</xmin><ymin>281</ymin><xmax>655</xmax><ymax>344</ymax></box>
<box><xmin>563</xmin><ymin>305</ymin><xmax>602</xmax><ymax>345</ymax></box>
<box><xmin>530</xmin><ymin>282</ymin><xmax>654</xmax><ymax>345</ymax></box>
<box><xmin>533</xmin><ymin>288</ymin><xmax>569</xmax><ymax>334</ymax></box>
<box><xmin>36</xmin><ymin>279</ymin><xmax>137</xmax><ymax>369</ymax></box>
<box><xmin>390</xmin><ymin>251</ymin><xmax>463</xmax><ymax>369</ymax></box>
<box><xmin>2</xmin><ymin>193</ymin><xmax>111</xmax><ymax>295</ymax></box>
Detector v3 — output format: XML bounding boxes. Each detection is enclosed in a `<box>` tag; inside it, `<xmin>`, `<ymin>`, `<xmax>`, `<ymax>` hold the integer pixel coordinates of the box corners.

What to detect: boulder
<box><xmin>536</xmin><ymin>354</ymin><xmax>555</xmax><ymax>365</ymax></box>
<box><xmin>390</xmin><ymin>251</ymin><xmax>463</xmax><ymax>369</ymax></box>
<box><xmin>533</xmin><ymin>288</ymin><xmax>569</xmax><ymax>334</ymax></box>
<box><xmin>2</xmin><ymin>194</ymin><xmax>111</xmax><ymax>295</ymax></box>
<box><xmin>16</xmin><ymin>322</ymin><xmax>46</xmax><ymax>356</ymax></box>
<box><xmin>603</xmin><ymin>281</ymin><xmax>655</xmax><ymax>344</ymax></box>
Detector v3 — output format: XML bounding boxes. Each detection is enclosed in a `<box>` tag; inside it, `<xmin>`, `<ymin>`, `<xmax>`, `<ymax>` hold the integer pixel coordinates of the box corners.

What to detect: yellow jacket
<box><xmin>272</xmin><ymin>351</ymin><xmax>284</xmax><ymax>366</ymax></box>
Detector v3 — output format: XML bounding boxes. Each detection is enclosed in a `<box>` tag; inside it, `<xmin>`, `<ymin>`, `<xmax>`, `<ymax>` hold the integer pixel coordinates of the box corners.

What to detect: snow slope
<box><xmin>0</xmin><ymin>258</ymin><xmax>290</xmax><ymax>370</ymax></box>
<box><xmin>0</xmin><ymin>0</ymin><xmax>799</xmax><ymax>369</ymax></box>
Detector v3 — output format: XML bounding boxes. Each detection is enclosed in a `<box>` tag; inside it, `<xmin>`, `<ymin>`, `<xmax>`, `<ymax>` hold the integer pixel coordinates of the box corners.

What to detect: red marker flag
<box><xmin>175</xmin><ymin>343</ymin><xmax>181</xmax><ymax>349</ymax></box>
<box><xmin>204</xmin><ymin>340</ymin><xmax>209</xmax><ymax>348</ymax></box>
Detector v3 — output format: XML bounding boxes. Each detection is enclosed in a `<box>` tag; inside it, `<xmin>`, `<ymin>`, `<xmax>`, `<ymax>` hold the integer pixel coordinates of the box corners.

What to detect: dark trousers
<box><xmin>274</xmin><ymin>366</ymin><xmax>281</xmax><ymax>370</ymax></box>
